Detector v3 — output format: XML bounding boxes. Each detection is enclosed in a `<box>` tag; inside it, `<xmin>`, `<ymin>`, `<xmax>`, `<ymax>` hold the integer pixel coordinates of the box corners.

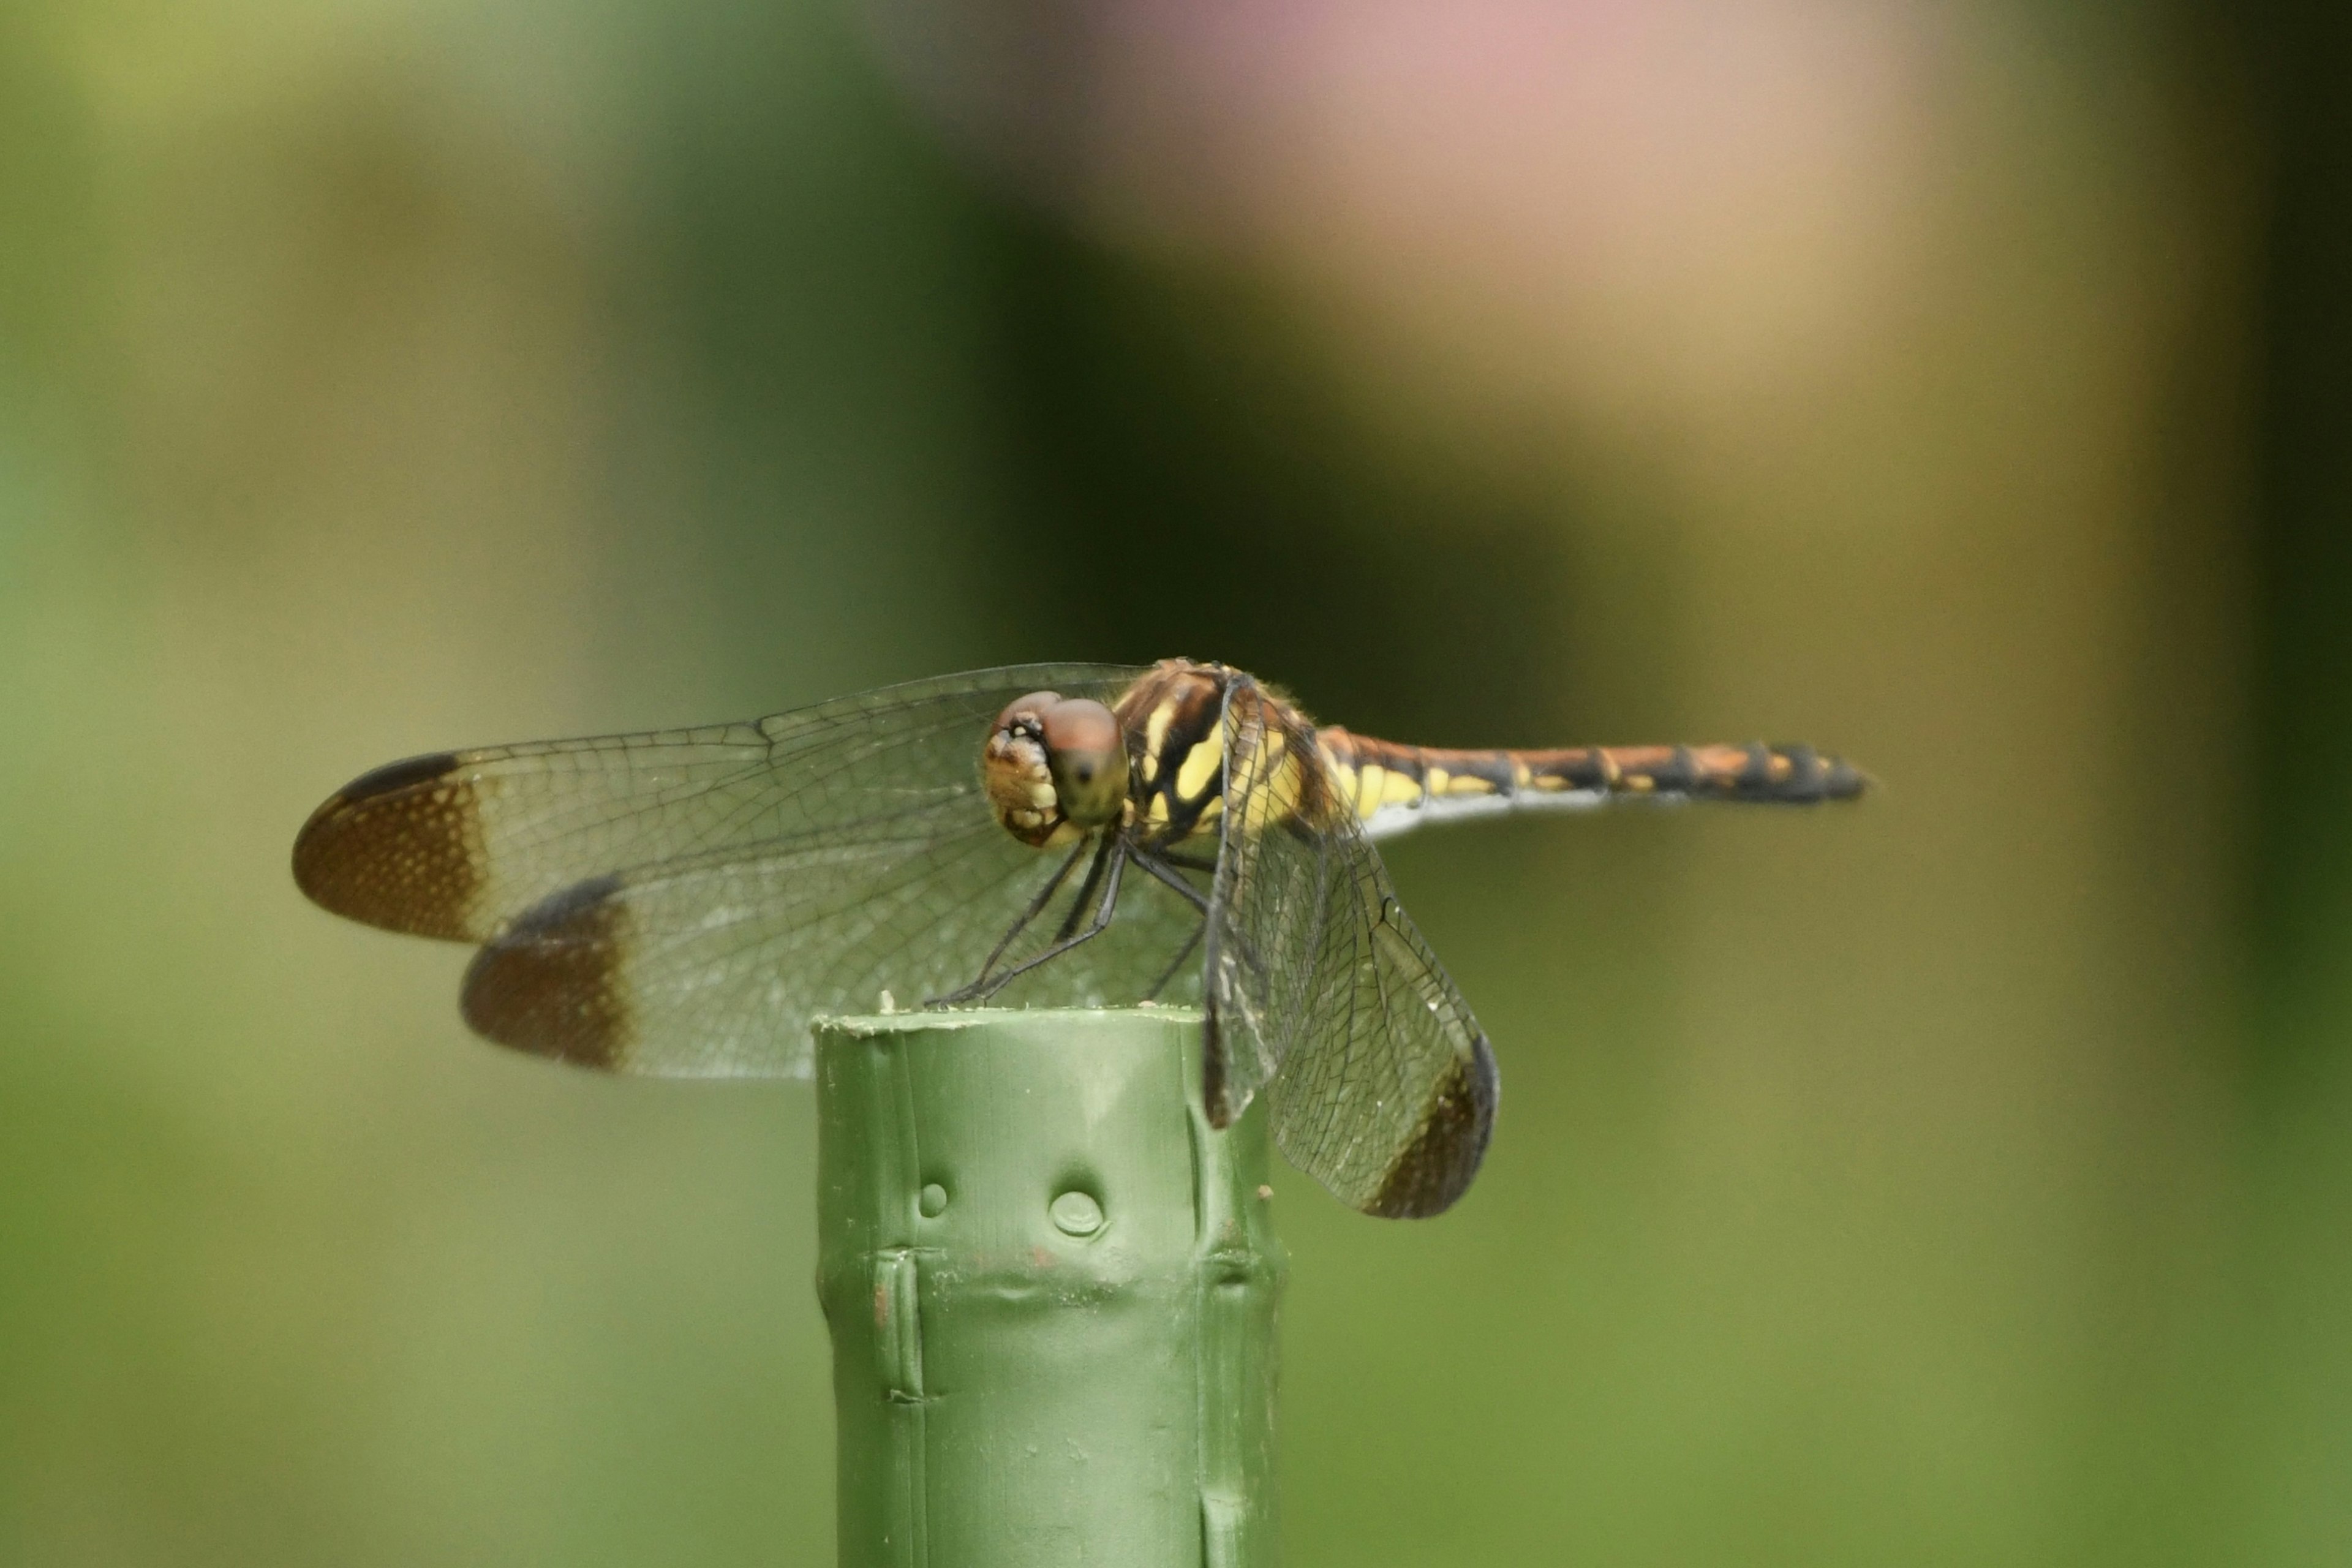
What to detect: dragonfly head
<box><xmin>983</xmin><ymin>692</ymin><xmax>1131</xmax><ymax>847</ymax></box>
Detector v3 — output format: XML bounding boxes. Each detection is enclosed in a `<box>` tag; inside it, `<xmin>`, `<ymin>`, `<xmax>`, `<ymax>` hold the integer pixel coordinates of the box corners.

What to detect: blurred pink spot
<box><xmin>869</xmin><ymin>0</ymin><xmax>1941</xmax><ymax>426</ymax></box>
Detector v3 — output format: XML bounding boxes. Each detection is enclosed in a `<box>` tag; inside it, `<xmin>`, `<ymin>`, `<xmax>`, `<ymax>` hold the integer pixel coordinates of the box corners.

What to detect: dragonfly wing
<box><xmin>295</xmin><ymin>662</ymin><xmax>1212</xmax><ymax>1077</ymax></box>
<box><xmin>1204</xmin><ymin>677</ymin><xmax>1498</xmax><ymax>1217</ymax></box>
<box><xmin>460</xmin><ymin>801</ymin><xmax>1203</xmax><ymax>1077</ymax></box>
<box><xmin>293</xmin><ymin>663</ymin><xmax>1148</xmax><ymax>942</ymax></box>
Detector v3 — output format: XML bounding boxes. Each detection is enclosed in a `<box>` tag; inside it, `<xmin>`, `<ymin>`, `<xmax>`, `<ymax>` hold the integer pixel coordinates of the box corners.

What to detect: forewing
<box><xmin>293</xmin><ymin>663</ymin><xmax>1147</xmax><ymax>941</ymax></box>
<box><xmin>1204</xmin><ymin>679</ymin><xmax>1498</xmax><ymax>1217</ymax></box>
<box><xmin>295</xmin><ymin>662</ymin><xmax>1211</xmax><ymax>1078</ymax></box>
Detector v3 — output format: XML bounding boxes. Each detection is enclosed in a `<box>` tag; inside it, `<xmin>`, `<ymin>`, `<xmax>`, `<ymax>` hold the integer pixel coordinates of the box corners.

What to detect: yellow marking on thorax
<box><xmin>1257</xmin><ymin>753</ymin><xmax>1308</xmax><ymax>822</ymax></box>
<box><xmin>1147</xmin><ymin>792</ymin><xmax>1170</xmax><ymax>826</ymax></box>
<box><xmin>1174</xmin><ymin>739</ymin><xmax>1221</xmax><ymax>802</ymax></box>
<box><xmin>1142</xmin><ymin>701</ymin><xmax>1178</xmax><ymax>782</ymax></box>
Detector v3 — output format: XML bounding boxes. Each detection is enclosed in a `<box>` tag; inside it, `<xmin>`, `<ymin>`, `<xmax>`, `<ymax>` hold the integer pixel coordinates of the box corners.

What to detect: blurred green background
<box><xmin>3</xmin><ymin>1</ymin><xmax>2348</xmax><ymax>1563</ymax></box>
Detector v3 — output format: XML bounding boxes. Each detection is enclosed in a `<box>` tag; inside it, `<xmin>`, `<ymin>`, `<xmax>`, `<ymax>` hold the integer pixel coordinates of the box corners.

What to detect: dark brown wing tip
<box><xmin>1366</xmin><ymin>1034</ymin><xmax>1500</xmax><ymax>1219</ymax></box>
<box><xmin>292</xmin><ymin>751</ymin><xmax>483</xmax><ymax>939</ymax></box>
<box><xmin>460</xmin><ymin>875</ymin><xmax>632</xmax><ymax>1069</ymax></box>
<box><xmin>337</xmin><ymin>750</ymin><xmax>472</xmax><ymax>805</ymax></box>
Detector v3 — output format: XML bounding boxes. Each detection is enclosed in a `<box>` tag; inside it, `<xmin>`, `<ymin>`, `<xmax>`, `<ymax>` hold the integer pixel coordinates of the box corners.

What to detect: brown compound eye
<box><xmin>1038</xmin><ymin>698</ymin><xmax>1129</xmax><ymax>828</ymax></box>
<box><xmin>995</xmin><ymin>691</ymin><xmax>1062</xmax><ymax>737</ymax></box>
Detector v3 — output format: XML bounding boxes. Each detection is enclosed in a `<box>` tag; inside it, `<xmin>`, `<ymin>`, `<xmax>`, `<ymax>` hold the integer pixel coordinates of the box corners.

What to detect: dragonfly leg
<box><xmin>937</xmin><ymin>840</ymin><xmax>1128</xmax><ymax>1005</ymax></box>
<box><xmin>924</xmin><ymin>836</ymin><xmax>1091</xmax><ymax>1008</ymax></box>
<box><xmin>1132</xmin><ymin>850</ymin><xmax>1210</xmax><ymax>914</ymax></box>
<box><xmin>1144</xmin><ymin>917</ymin><xmax>1205</xmax><ymax>1001</ymax></box>
<box><xmin>1049</xmin><ymin>832</ymin><xmax>1117</xmax><ymax>943</ymax></box>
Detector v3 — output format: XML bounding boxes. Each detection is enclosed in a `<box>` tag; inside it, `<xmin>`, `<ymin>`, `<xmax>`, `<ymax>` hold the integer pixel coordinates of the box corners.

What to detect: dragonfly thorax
<box><xmin>982</xmin><ymin>692</ymin><xmax>1131</xmax><ymax>848</ymax></box>
<box><xmin>1113</xmin><ymin>660</ymin><xmax>1239</xmax><ymax>850</ymax></box>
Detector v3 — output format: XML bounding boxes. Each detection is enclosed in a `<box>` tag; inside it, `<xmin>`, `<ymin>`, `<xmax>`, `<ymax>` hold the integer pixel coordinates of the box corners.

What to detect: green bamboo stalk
<box><xmin>814</xmin><ymin>1006</ymin><xmax>1286</xmax><ymax>1568</ymax></box>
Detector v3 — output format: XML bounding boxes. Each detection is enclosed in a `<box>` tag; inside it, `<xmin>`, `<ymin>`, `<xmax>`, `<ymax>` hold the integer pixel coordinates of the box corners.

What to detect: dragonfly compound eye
<box><xmin>984</xmin><ymin>691</ymin><xmax>1128</xmax><ymax>846</ymax></box>
<box><xmin>1039</xmin><ymin>697</ymin><xmax>1129</xmax><ymax>830</ymax></box>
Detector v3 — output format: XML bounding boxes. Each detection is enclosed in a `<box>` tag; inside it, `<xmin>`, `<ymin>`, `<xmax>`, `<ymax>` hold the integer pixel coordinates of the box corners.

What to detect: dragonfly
<box><xmin>293</xmin><ymin>659</ymin><xmax>1866</xmax><ymax>1217</ymax></box>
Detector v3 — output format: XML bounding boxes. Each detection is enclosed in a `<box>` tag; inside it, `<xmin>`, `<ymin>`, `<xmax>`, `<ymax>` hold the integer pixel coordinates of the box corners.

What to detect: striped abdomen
<box><xmin>1315</xmin><ymin>729</ymin><xmax>1868</xmax><ymax>841</ymax></box>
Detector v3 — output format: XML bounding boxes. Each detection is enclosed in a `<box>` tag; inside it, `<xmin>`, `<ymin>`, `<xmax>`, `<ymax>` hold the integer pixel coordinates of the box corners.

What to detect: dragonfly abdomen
<box><xmin>1317</xmin><ymin>730</ymin><xmax>1867</xmax><ymax>840</ymax></box>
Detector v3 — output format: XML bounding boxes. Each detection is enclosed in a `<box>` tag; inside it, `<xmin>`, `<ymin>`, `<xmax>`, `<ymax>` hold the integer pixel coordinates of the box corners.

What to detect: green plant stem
<box><xmin>815</xmin><ymin>1006</ymin><xmax>1285</xmax><ymax>1568</ymax></box>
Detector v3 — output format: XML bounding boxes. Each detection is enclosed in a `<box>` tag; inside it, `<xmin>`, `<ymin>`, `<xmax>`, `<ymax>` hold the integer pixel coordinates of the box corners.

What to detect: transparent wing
<box><xmin>294</xmin><ymin>663</ymin><xmax>1148</xmax><ymax>941</ymax></box>
<box><xmin>458</xmin><ymin>799</ymin><xmax>1204</xmax><ymax>1077</ymax></box>
<box><xmin>1204</xmin><ymin>678</ymin><xmax>1498</xmax><ymax>1217</ymax></box>
<box><xmin>295</xmin><ymin>663</ymin><xmax>1204</xmax><ymax>1076</ymax></box>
